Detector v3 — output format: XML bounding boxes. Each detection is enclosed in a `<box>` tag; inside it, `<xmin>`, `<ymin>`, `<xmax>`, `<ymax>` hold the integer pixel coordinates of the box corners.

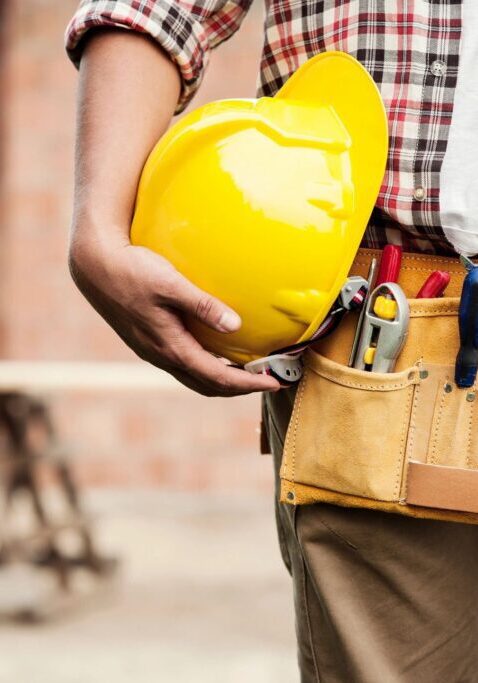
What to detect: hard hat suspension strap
<box><xmin>244</xmin><ymin>277</ymin><xmax>368</xmax><ymax>384</ymax></box>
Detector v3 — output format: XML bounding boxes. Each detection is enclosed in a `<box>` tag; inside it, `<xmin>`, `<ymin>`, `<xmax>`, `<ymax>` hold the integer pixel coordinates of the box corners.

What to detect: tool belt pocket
<box><xmin>280</xmin><ymin>296</ymin><xmax>478</xmax><ymax>524</ymax></box>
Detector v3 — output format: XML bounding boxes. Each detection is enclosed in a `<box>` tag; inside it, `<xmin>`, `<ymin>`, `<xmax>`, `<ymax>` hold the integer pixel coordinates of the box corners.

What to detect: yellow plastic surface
<box><xmin>373</xmin><ymin>296</ymin><xmax>398</xmax><ymax>320</ymax></box>
<box><xmin>131</xmin><ymin>52</ymin><xmax>389</xmax><ymax>364</ymax></box>
<box><xmin>363</xmin><ymin>346</ymin><xmax>377</xmax><ymax>365</ymax></box>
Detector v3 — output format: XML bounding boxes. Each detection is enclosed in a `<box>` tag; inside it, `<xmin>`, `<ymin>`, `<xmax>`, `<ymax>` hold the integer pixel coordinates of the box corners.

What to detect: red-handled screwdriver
<box><xmin>375</xmin><ymin>245</ymin><xmax>402</xmax><ymax>287</ymax></box>
<box><xmin>416</xmin><ymin>270</ymin><xmax>450</xmax><ymax>298</ymax></box>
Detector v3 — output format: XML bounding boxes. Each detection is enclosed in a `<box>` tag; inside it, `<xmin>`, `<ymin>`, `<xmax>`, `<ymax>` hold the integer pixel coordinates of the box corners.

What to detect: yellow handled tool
<box><xmin>354</xmin><ymin>283</ymin><xmax>410</xmax><ymax>373</ymax></box>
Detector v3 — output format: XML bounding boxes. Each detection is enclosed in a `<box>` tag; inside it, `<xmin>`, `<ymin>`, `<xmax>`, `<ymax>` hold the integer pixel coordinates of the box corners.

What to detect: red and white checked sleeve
<box><xmin>65</xmin><ymin>0</ymin><xmax>253</xmax><ymax>112</ymax></box>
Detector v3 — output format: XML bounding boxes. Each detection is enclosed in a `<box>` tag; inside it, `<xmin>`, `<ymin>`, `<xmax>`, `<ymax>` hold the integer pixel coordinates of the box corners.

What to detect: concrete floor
<box><xmin>0</xmin><ymin>492</ymin><xmax>298</xmax><ymax>683</ymax></box>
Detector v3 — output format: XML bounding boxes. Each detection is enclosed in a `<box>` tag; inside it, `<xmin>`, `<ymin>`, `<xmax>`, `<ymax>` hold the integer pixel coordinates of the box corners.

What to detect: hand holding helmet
<box><xmin>131</xmin><ymin>52</ymin><xmax>388</xmax><ymax>374</ymax></box>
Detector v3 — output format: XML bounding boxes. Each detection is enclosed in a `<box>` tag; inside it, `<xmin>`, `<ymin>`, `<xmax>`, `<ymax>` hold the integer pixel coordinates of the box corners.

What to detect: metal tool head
<box><xmin>339</xmin><ymin>276</ymin><xmax>369</xmax><ymax>311</ymax></box>
<box><xmin>460</xmin><ymin>254</ymin><xmax>477</xmax><ymax>272</ymax></box>
<box><xmin>348</xmin><ymin>258</ymin><xmax>378</xmax><ymax>366</ymax></box>
<box><xmin>353</xmin><ymin>282</ymin><xmax>410</xmax><ymax>373</ymax></box>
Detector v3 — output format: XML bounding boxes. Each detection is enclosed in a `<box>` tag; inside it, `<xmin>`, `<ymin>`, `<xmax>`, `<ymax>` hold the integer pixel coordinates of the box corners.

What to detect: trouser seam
<box><xmin>296</xmin><ymin>508</ymin><xmax>321</xmax><ymax>683</ymax></box>
<box><xmin>300</xmin><ymin>555</ymin><xmax>321</xmax><ymax>683</ymax></box>
<box><xmin>316</xmin><ymin>513</ymin><xmax>358</xmax><ymax>551</ymax></box>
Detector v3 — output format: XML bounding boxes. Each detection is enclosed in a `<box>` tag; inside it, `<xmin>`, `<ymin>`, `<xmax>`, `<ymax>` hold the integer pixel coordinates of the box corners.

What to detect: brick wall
<box><xmin>1</xmin><ymin>0</ymin><xmax>276</xmax><ymax>493</ymax></box>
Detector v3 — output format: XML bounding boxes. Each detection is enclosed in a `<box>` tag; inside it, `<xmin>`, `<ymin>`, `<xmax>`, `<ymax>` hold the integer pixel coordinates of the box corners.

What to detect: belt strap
<box><xmin>313</xmin><ymin>248</ymin><xmax>464</xmax><ymax>367</ymax></box>
<box><xmin>352</xmin><ymin>248</ymin><xmax>464</xmax><ymax>297</ymax></box>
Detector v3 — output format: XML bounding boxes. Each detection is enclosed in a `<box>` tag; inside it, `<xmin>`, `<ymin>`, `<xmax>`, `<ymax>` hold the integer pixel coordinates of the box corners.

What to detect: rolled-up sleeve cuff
<box><xmin>65</xmin><ymin>1</ymin><xmax>211</xmax><ymax>112</ymax></box>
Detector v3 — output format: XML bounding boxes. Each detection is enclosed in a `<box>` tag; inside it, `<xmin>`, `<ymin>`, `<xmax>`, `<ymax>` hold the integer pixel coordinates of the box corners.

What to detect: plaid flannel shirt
<box><xmin>66</xmin><ymin>0</ymin><xmax>463</xmax><ymax>255</ymax></box>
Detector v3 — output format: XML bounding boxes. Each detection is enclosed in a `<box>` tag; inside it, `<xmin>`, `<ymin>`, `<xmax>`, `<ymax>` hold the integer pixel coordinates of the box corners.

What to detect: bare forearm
<box><xmin>72</xmin><ymin>30</ymin><xmax>180</xmax><ymax>245</ymax></box>
<box><xmin>68</xmin><ymin>30</ymin><xmax>278</xmax><ymax>396</ymax></box>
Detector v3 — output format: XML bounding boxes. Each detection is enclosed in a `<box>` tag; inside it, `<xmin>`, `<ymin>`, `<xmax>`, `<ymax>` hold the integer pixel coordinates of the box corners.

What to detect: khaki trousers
<box><xmin>263</xmin><ymin>388</ymin><xmax>478</xmax><ymax>683</ymax></box>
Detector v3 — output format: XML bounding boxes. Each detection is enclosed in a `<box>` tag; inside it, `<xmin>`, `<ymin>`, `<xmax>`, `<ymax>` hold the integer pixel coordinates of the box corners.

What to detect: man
<box><xmin>65</xmin><ymin>2</ymin><xmax>478</xmax><ymax>681</ymax></box>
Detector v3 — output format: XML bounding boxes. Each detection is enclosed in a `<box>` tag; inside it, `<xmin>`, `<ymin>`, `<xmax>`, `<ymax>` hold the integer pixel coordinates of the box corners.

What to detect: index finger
<box><xmin>173</xmin><ymin>333</ymin><xmax>281</xmax><ymax>396</ymax></box>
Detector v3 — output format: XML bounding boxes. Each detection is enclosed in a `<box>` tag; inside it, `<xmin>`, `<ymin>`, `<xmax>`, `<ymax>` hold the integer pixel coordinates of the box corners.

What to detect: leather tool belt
<box><xmin>280</xmin><ymin>248</ymin><xmax>478</xmax><ymax>525</ymax></box>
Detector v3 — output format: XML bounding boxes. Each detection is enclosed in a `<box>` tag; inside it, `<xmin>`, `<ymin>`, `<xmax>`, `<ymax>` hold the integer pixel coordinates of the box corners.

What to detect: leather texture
<box><xmin>407</xmin><ymin>461</ymin><xmax>478</xmax><ymax>513</ymax></box>
<box><xmin>280</xmin><ymin>248</ymin><xmax>478</xmax><ymax>523</ymax></box>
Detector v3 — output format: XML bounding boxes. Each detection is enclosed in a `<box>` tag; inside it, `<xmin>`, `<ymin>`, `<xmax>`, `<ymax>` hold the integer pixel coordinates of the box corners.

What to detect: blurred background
<box><xmin>0</xmin><ymin>1</ymin><xmax>297</xmax><ymax>681</ymax></box>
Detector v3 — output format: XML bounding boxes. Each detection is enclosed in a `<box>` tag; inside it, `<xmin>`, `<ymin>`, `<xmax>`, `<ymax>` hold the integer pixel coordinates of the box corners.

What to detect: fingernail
<box><xmin>218</xmin><ymin>311</ymin><xmax>241</xmax><ymax>332</ymax></box>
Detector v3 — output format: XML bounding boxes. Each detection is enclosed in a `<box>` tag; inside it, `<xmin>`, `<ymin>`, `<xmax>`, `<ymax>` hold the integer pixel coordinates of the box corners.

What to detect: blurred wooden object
<box><xmin>0</xmin><ymin>392</ymin><xmax>118</xmax><ymax>622</ymax></box>
<box><xmin>0</xmin><ymin>361</ymin><xmax>181</xmax><ymax>393</ymax></box>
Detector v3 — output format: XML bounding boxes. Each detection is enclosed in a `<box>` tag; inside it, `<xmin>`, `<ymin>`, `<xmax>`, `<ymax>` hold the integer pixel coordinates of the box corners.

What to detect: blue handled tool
<box><xmin>455</xmin><ymin>255</ymin><xmax>478</xmax><ymax>388</ymax></box>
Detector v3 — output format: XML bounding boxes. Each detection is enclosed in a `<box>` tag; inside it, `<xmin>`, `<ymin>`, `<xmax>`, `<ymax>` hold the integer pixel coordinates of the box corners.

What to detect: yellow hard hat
<box><xmin>131</xmin><ymin>51</ymin><xmax>388</xmax><ymax>365</ymax></box>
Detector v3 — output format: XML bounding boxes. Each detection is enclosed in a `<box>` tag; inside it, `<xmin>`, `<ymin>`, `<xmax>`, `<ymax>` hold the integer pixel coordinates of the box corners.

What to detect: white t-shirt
<box><xmin>441</xmin><ymin>0</ymin><xmax>478</xmax><ymax>256</ymax></box>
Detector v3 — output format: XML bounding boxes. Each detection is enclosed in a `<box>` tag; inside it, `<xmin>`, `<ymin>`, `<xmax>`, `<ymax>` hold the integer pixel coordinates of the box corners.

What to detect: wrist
<box><xmin>69</xmin><ymin>211</ymin><xmax>130</xmax><ymax>281</ymax></box>
<box><xmin>71</xmin><ymin>203</ymin><xmax>131</xmax><ymax>247</ymax></box>
<box><xmin>73</xmin><ymin>186</ymin><xmax>133</xmax><ymax>227</ymax></box>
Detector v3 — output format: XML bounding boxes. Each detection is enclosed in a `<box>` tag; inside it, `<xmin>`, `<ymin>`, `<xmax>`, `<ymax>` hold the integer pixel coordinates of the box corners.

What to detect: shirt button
<box><xmin>413</xmin><ymin>186</ymin><xmax>426</xmax><ymax>201</ymax></box>
<box><xmin>430</xmin><ymin>60</ymin><xmax>447</xmax><ymax>77</ymax></box>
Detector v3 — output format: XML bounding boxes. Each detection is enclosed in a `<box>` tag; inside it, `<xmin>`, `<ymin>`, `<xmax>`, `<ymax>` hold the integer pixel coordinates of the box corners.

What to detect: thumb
<box><xmin>167</xmin><ymin>272</ymin><xmax>242</xmax><ymax>333</ymax></box>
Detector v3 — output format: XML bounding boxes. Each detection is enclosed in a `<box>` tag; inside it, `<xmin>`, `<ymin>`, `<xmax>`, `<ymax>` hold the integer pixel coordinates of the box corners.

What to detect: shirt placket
<box><xmin>410</xmin><ymin>0</ymin><xmax>461</xmax><ymax>252</ymax></box>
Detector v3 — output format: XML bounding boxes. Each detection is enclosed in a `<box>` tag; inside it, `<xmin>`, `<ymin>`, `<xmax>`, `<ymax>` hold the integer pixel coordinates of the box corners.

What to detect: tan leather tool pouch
<box><xmin>280</xmin><ymin>252</ymin><xmax>478</xmax><ymax>524</ymax></box>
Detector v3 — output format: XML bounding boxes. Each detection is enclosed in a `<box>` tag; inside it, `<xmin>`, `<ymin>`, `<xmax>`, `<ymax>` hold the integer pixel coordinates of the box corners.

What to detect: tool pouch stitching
<box><xmin>281</xmin><ymin>352</ymin><xmax>419</xmax><ymax>502</ymax></box>
<box><xmin>280</xmin><ymin>294</ymin><xmax>478</xmax><ymax>523</ymax></box>
<box><xmin>428</xmin><ymin>385</ymin><xmax>447</xmax><ymax>465</ymax></box>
